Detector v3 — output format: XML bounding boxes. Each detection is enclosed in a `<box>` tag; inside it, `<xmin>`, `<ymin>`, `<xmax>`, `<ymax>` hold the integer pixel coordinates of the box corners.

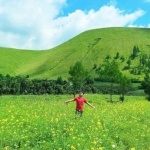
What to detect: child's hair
<box><xmin>79</xmin><ymin>92</ymin><xmax>84</xmax><ymax>95</ymax></box>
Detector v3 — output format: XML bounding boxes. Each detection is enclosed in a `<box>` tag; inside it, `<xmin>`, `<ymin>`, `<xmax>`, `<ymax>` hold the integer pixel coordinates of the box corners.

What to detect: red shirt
<box><xmin>74</xmin><ymin>97</ymin><xmax>87</xmax><ymax>111</ymax></box>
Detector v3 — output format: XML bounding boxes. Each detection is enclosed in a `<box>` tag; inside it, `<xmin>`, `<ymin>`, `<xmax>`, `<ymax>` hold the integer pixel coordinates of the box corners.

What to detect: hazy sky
<box><xmin>0</xmin><ymin>0</ymin><xmax>149</xmax><ymax>50</ymax></box>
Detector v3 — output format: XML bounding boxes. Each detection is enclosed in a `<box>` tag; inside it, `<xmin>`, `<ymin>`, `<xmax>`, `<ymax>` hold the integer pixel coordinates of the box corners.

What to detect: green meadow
<box><xmin>0</xmin><ymin>95</ymin><xmax>150</xmax><ymax>150</ymax></box>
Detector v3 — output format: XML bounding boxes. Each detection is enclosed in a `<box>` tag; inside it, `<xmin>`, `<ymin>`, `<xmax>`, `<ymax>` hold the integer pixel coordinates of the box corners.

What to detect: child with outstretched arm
<box><xmin>64</xmin><ymin>92</ymin><xmax>96</xmax><ymax>118</ymax></box>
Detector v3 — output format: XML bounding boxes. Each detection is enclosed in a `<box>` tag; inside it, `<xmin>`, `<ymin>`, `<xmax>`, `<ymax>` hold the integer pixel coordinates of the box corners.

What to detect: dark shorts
<box><xmin>75</xmin><ymin>109</ymin><xmax>83</xmax><ymax>115</ymax></box>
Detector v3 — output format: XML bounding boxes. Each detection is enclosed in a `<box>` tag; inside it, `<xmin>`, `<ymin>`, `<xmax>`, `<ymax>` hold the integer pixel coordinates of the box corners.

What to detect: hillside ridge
<box><xmin>0</xmin><ymin>27</ymin><xmax>150</xmax><ymax>79</ymax></box>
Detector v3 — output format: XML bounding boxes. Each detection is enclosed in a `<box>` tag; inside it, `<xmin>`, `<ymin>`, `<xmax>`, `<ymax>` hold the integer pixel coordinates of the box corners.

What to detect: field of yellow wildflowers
<box><xmin>0</xmin><ymin>94</ymin><xmax>150</xmax><ymax>150</ymax></box>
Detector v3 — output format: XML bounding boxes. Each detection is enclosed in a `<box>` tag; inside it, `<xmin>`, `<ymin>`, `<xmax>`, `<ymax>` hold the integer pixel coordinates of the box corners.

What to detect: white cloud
<box><xmin>0</xmin><ymin>0</ymin><xmax>67</xmax><ymax>50</ymax></box>
<box><xmin>0</xmin><ymin>1</ymin><xmax>145</xmax><ymax>50</ymax></box>
<box><xmin>128</xmin><ymin>24</ymin><xmax>145</xmax><ymax>28</ymax></box>
<box><xmin>47</xmin><ymin>6</ymin><xmax>145</xmax><ymax>49</ymax></box>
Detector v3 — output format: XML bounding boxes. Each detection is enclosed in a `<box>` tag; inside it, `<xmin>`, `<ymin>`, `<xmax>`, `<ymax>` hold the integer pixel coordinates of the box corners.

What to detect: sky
<box><xmin>0</xmin><ymin>0</ymin><xmax>150</xmax><ymax>50</ymax></box>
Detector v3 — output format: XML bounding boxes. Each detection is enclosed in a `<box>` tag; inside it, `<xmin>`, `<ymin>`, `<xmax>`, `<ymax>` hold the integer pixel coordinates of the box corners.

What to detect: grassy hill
<box><xmin>0</xmin><ymin>27</ymin><xmax>150</xmax><ymax>80</ymax></box>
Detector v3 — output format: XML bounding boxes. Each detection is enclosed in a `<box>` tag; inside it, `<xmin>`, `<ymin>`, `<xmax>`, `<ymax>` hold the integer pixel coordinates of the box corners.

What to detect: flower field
<box><xmin>0</xmin><ymin>94</ymin><xmax>150</xmax><ymax>150</ymax></box>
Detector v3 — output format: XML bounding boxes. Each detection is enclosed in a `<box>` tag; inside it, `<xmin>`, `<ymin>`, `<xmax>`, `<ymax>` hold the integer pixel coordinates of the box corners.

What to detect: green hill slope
<box><xmin>0</xmin><ymin>27</ymin><xmax>150</xmax><ymax>80</ymax></box>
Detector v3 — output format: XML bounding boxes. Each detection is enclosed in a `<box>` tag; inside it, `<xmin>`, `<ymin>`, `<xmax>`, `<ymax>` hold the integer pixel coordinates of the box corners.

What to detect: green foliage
<box><xmin>105</xmin><ymin>55</ymin><xmax>111</xmax><ymax>60</ymax></box>
<box><xmin>96</xmin><ymin>60</ymin><xmax>121</xmax><ymax>83</ymax></box>
<box><xmin>96</xmin><ymin>60</ymin><xmax>122</xmax><ymax>102</ymax></box>
<box><xmin>120</xmin><ymin>55</ymin><xmax>125</xmax><ymax>62</ymax></box>
<box><xmin>126</xmin><ymin>59</ymin><xmax>131</xmax><ymax>67</ymax></box>
<box><xmin>0</xmin><ymin>73</ymin><xmax>135</xmax><ymax>96</ymax></box>
<box><xmin>139</xmin><ymin>54</ymin><xmax>147</xmax><ymax>66</ymax></box>
<box><xmin>141</xmin><ymin>72</ymin><xmax>150</xmax><ymax>100</ymax></box>
<box><xmin>130</xmin><ymin>46</ymin><xmax>140</xmax><ymax>59</ymax></box>
<box><xmin>92</xmin><ymin>63</ymin><xmax>97</xmax><ymax>70</ymax></box>
<box><xmin>118</xmin><ymin>75</ymin><xmax>131</xmax><ymax>102</ymax></box>
<box><xmin>114</xmin><ymin>52</ymin><xmax>120</xmax><ymax>59</ymax></box>
<box><xmin>56</xmin><ymin>76</ymin><xmax>66</xmax><ymax>85</ymax></box>
<box><xmin>68</xmin><ymin>61</ymin><xmax>89</xmax><ymax>95</ymax></box>
<box><xmin>130</xmin><ymin>65</ymin><xmax>143</xmax><ymax>75</ymax></box>
<box><xmin>0</xmin><ymin>74</ymin><xmax>69</xmax><ymax>95</ymax></box>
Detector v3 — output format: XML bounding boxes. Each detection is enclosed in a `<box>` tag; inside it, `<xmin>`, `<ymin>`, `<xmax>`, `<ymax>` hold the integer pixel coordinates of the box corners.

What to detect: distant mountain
<box><xmin>0</xmin><ymin>27</ymin><xmax>150</xmax><ymax>80</ymax></box>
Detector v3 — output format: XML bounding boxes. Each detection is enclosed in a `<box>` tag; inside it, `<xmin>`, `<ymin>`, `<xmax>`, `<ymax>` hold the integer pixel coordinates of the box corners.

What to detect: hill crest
<box><xmin>0</xmin><ymin>27</ymin><xmax>150</xmax><ymax>80</ymax></box>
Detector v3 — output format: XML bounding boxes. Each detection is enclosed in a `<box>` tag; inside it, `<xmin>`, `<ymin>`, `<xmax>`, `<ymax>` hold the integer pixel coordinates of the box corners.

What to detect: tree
<box><xmin>141</xmin><ymin>72</ymin><xmax>150</xmax><ymax>101</ymax></box>
<box><xmin>68</xmin><ymin>61</ymin><xmax>89</xmax><ymax>96</ymax></box>
<box><xmin>118</xmin><ymin>75</ymin><xmax>131</xmax><ymax>102</ymax></box>
<box><xmin>127</xmin><ymin>59</ymin><xmax>131</xmax><ymax>68</ymax></box>
<box><xmin>130</xmin><ymin>46</ymin><xmax>140</xmax><ymax>59</ymax></box>
<box><xmin>96</xmin><ymin>60</ymin><xmax>122</xmax><ymax>102</ymax></box>
<box><xmin>120</xmin><ymin>56</ymin><xmax>125</xmax><ymax>62</ymax></box>
<box><xmin>140</xmin><ymin>54</ymin><xmax>147</xmax><ymax>67</ymax></box>
<box><xmin>56</xmin><ymin>76</ymin><xmax>64</xmax><ymax>85</ymax></box>
<box><xmin>114</xmin><ymin>52</ymin><xmax>120</xmax><ymax>59</ymax></box>
<box><xmin>105</xmin><ymin>55</ymin><xmax>111</xmax><ymax>60</ymax></box>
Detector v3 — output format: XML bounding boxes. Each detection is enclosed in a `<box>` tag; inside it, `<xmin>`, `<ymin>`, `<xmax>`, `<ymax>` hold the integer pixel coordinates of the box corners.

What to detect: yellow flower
<box><xmin>55</xmin><ymin>118</ymin><xmax>59</xmax><ymax>122</ymax></box>
<box><xmin>4</xmin><ymin>146</ymin><xmax>9</xmax><ymax>150</ymax></box>
<box><xmin>131</xmin><ymin>148</ymin><xmax>135</xmax><ymax>150</ymax></box>
<box><xmin>70</xmin><ymin>128</ymin><xmax>73</xmax><ymax>131</ymax></box>
<box><xmin>97</xmin><ymin>121</ymin><xmax>101</xmax><ymax>126</ymax></box>
<box><xmin>93</xmin><ymin>141</ymin><xmax>97</xmax><ymax>145</ymax></box>
<box><xmin>71</xmin><ymin>145</ymin><xmax>76</xmax><ymax>150</ymax></box>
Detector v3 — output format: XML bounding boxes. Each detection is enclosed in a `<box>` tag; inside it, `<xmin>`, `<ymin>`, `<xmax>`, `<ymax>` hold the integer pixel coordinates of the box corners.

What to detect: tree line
<box><xmin>1</xmin><ymin>45</ymin><xmax>150</xmax><ymax>102</ymax></box>
<box><xmin>0</xmin><ymin>61</ymin><xmax>149</xmax><ymax>102</ymax></box>
<box><xmin>0</xmin><ymin>65</ymin><xmax>130</xmax><ymax>99</ymax></box>
<box><xmin>0</xmin><ymin>74</ymin><xmax>96</xmax><ymax>95</ymax></box>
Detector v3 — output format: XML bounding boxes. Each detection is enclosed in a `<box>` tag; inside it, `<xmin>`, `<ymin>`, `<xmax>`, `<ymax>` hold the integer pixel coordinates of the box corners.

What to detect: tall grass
<box><xmin>0</xmin><ymin>94</ymin><xmax>150</xmax><ymax>149</ymax></box>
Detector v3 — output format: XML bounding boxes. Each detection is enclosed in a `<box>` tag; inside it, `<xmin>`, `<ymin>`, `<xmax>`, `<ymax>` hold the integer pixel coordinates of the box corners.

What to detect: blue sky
<box><xmin>0</xmin><ymin>0</ymin><xmax>149</xmax><ymax>50</ymax></box>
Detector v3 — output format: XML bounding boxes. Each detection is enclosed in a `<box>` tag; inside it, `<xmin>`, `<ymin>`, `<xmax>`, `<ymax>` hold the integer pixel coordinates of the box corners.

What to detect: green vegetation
<box><xmin>96</xmin><ymin>60</ymin><xmax>123</xmax><ymax>102</ymax></box>
<box><xmin>0</xmin><ymin>95</ymin><xmax>150</xmax><ymax>149</ymax></box>
<box><xmin>1</xmin><ymin>27</ymin><xmax>150</xmax><ymax>80</ymax></box>
<box><xmin>141</xmin><ymin>72</ymin><xmax>150</xmax><ymax>100</ymax></box>
<box><xmin>68</xmin><ymin>61</ymin><xmax>89</xmax><ymax>95</ymax></box>
<box><xmin>1</xmin><ymin>27</ymin><xmax>150</xmax><ymax>150</ymax></box>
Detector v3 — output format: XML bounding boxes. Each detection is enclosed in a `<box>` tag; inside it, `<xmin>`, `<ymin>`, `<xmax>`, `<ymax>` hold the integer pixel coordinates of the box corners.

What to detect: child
<box><xmin>64</xmin><ymin>92</ymin><xmax>95</xmax><ymax>118</ymax></box>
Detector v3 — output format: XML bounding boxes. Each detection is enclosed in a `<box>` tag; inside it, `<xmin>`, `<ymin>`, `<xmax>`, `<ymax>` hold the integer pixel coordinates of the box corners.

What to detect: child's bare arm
<box><xmin>86</xmin><ymin>102</ymin><xmax>96</xmax><ymax>109</ymax></box>
<box><xmin>64</xmin><ymin>99</ymin><xmax>74</xmax><ymax>104</ymax></box>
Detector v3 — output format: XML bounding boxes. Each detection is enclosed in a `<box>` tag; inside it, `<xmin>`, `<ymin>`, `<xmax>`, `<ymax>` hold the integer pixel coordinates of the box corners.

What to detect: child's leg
<box><xmin>75</xmin><ymin>110</ymin><xmax>83</xmax><ymax>119</ymax></box>
<box><xmin>79</xmin><ymin>110</ymin><xmax>83</xmax><ymax>117</ymax></box>
<box><xmin>75</xmin><ymin>110</ymin><xmax>79</xmax><ymax>119</ymax></box>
